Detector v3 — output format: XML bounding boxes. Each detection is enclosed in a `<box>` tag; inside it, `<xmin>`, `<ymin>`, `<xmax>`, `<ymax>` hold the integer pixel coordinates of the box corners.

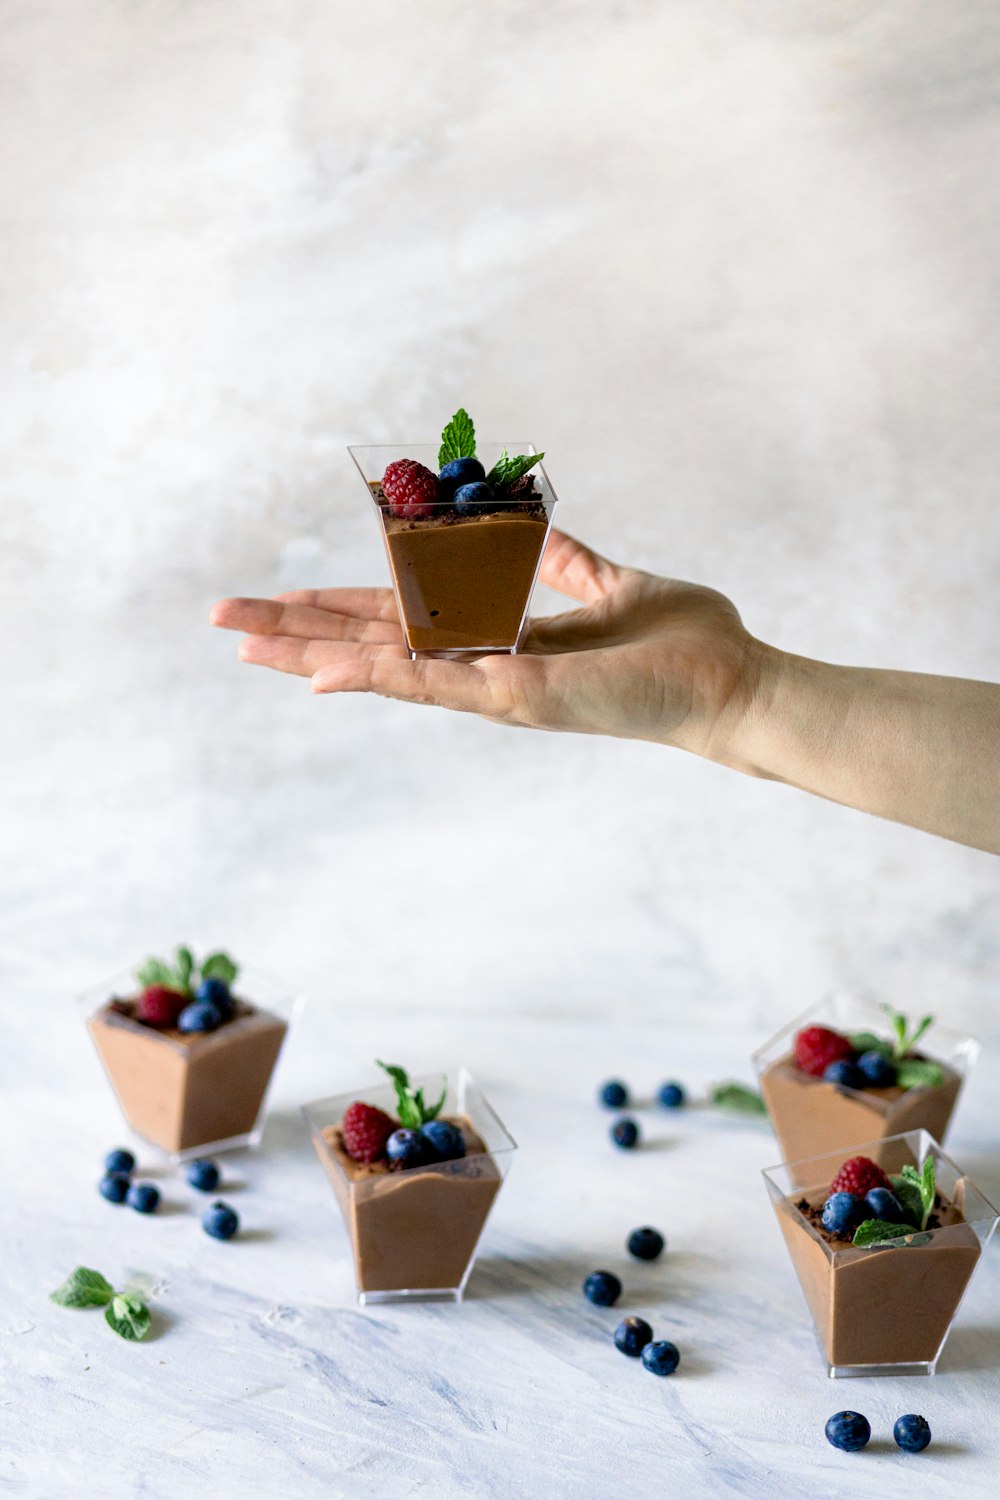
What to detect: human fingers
<box><xmin>235</xmin><ymin>633</ymin><xmax>397</xmax><ymax>678</ymax></box>
<box><xmin>209</xmin><ymin>596</ymin><xmax>400</xmax><ymax>645</ymax></box>
<box><xmin>310</xmin><ymin>645</ymin><xmax>500</xmax><ymax>716</ymax></box>
<box><xmin>538</xmin><ymin>529</ymin><xmax>623</xmax><ymax>604</ymax></box>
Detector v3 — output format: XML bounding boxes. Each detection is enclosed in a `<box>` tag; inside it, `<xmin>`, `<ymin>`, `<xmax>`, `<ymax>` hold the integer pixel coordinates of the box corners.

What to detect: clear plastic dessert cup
<box><xmin>304</xmin><ymin>1068</ymin><xmax>516</xmax><ymax>1306</ymax></box>
<box><xmin>753</xmin><ymin>994</ymin><xmax>978</xmax><ymax>1182</ymax></box>
<box><xmin>763</xmin><ymin>1129</ymin><xmax>998</xmax><ymax>1378</ymax></box>
<box><xmin>349</xmin><ymin>443</ymin><xmax>557</xmax><ymax>660</ymax></box>
<box><xmin>81</xmin><ymin>967</ymin><xmax>303</xmax><ymax>1163</ymax></box>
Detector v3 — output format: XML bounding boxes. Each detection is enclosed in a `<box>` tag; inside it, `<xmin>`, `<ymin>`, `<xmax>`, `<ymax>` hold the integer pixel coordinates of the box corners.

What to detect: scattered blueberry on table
<box><xmin>610</xmin><ymin>1118</ymin><xmax>640</xmax><ymax>1150</ymax></box>
<box><xmin>202</xmin><ymin>1201</ymin><xmax>239</xmax><ymax>1240</ymax></box>
<box><xmin>614</xmin><ymin>1317</ymin><xmax>653</xmax><ymax>1357</ymax></box>
<box><xmin>99</xmin><ymin>1173</ymin><xmax>130</xmax><ymax>1205</ymax></box>
<box><xmin>127</xmin><ymin>1182</ymin><xmax>161</xmax><ymax>1215</ymax></box>
<box><xmin>893</xmin><ymin>1414</ymin><xmax>932</xmax><ymax>1452</ymax></box>
<box><xmin>583</xmin><ymin>1271</ymin><xmax>622</xmax><ymax>1307</ymax></box>
<box><xmin>824</xmin><ymin>1411</ymin><xmax>871</xmax><ymax>1452</ymax></box>
<box><xmin>599</xmin><ymin>1080</ymin><xmax>629</xmax><ymax>1109</ymax></box>
<box><xmin>104</xmin><ymin>1148</ymin><xmax>135</xmax><ymax>1176</ymax></box>
<box><xmin>185</xmin><ymin>1158</ymin><xmax>221</xmax><ymax>1193</ymax></box>
<box><xmin>641</xmin><ymin>1340</ymin><xmax>680</xmax><ymax>1376</ymax></box>
<box><xmin>657</xmin><ymin>1082</ymin><xmax>685</xmax><ymax>1109</ymax></box>
<box><xmin>627</xmin><ymin>1226</ymin><xmax>665</xmax><ymax>1261</ymax></box>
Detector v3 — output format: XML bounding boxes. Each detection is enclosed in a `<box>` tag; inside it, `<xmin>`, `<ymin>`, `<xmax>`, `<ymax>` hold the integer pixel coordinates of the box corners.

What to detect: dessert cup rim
<box><xmin>751</xmin><ymin>993</ymin><xmax>980</xmax><ymax>1072</ymax></box>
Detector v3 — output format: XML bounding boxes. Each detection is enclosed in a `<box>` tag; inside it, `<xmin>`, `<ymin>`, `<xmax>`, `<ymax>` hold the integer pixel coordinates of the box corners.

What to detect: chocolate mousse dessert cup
<box><xmin>350</xmin><ymin>409</ymin><xmax>556</xmax><ymax>659</ymax></box>
<box><xmin>304</xmin><ymin>1066</ymin><xmax>516</xmax><ymax>1305</ymax></box>
<box><xmin>82</xmin><ymin>948</ymin><xmax>302</xmax><ymax>1162</ymax></box>
<box><xmin>763</xmin><ymin>1130</ymin><xmax>998</xmax><ymax>1377</ymax></box>
<box><xmin>753</xmin><ymin>995</ymin><xmax>978</xmax><ymax>1183</ymax></box>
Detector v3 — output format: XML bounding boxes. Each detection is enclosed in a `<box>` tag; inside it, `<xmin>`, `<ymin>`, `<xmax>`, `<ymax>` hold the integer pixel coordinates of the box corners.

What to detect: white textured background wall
<box><xmin>3</xmin><ymin>0</ymin><xmax>999</xmax><ymax>1040</ymax></box>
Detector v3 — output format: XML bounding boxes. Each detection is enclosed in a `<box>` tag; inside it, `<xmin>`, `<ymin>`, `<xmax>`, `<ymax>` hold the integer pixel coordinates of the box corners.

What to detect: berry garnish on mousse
<box><xmin>813</xmin><ymin>1153</ymin><xmax>940</xmax><ymax>1247</ymax></box>
<box><xmin>340</xmin><ymin>1062</ymin><xmax>468</xmax><ymax>1169</ymax></box>
<box><xmin>829</xmin><ymin>1156</ymin><xmax>891</xmax><ymax>1198</ymax></box>
<box><xmin>792</xmin><ymin>1006</ymin><xmax>945</xmax><ymax>1092</ymax></box>
<box><xmin>132</xmin><ymin>947</ymin><xmax>240</xmax><ymax>1034</ymax></box>
<box><xmin>375</xmin><ymin>410</ymin><xmax>546</xmax><ymax>524</ymax></box>
<box><xmin>794</xmin><ymin>1026</ymin><xmax>855</xmax><ymax>1078</ymax></box>
<box><xmin>341</xmin><ymin>1101</ymin><xmax>398</xmax><ymax>1165</ymax></box>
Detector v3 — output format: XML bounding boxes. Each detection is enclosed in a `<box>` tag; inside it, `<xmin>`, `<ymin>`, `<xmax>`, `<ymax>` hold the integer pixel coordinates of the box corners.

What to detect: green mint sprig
<box><xmin>852</xmin><ymin>1218</ymin><xmax>918</xmax><ymax>1248</ymax></box>
<box><xmin>377</xmin><ymin>1060</ymin><xmax>446</xmax><ymax>1129</ymax></box>
<box><xmin>135</xmin><ymin>946</ymin><xmax>238</xmax><ymax>998</ymax></box>
<box><xmin>709</xmin><ymin>1082</ymin><xmax>767</xmax><ymax>1115</ymax></box>
<box><xmin>484</xmin><ymin>449</ymin><xmax>545</xmax><ymax>490</ymax></box>
<box><xmin>849</xmin><ymin>1007</ymin><xmax>943</xmax><ymax>1089</ymax></box>
<box><xmin>50</xmin><ymin>1267</ymin><xmax>152</xmax><ymax>1342</ymax></box>
<box><xmin>438</xmin><ymin>409</ymin><xmax>477</xmax><ymax>467</ymax></box>
<box><xmin>851</xmin><ymin>1156</ymin><xmax>937</xmax><ymax>1245</ymax></box>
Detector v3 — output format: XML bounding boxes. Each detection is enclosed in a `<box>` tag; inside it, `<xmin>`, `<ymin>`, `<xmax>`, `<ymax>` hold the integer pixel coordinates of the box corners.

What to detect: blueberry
<box><xmin>864</xmin><ymin>1186</ymin><xmax>905</xmax><ymax>1223</ymax></box>
<box><xmin>599</xmin><ymin>1080</ymin><xmax>629</xmax><ymax>1109</ymax></box>
<box><xmin>657</xmin><ymin>1082</ymin><xmax>685</xmax><ymax>1109</ymax></box>
<box><xmin>177</xmin><ymin>1001</ymin><xmax>223</xmax><ymax>1034</ymax></box>
<box><xmin>99</xmin><ymin>1172</ymin><xmax>130</xmax><ymax>1205</ymax></box>
<box><xmin>821</xmin><ymin>1192</ymin><xmax>864</xmax><ymax>1238</ymax></box>
<box><xmin>127</xmin><ymin>1182</ymin><xmax>160</xmax><ymax>1214</ymax></box>
<box><xmin>893</xmin><ymin>1414</ymin><xmax>931</xmax><ymax>1452</ymax></box>
<box><xmin>823</xmin><ymin>1060</ymin><xmax>866</xmax><ymax>1089</ymax></box>
<box><xmin>196</xmin><ymin>976</ymin><xmax>233</xmax><ymax>1020</ymax></box>
<box><xmin>104</xmin><ymin>1148</ymin><xmax>135</xmax><ymax>1176</ymax></box>
<box><xmin>453</xmin><ymin>481</ymin><xmax>494</xmax><ymax>514</ymax></box>
<box><xmin>611</xmin><ymin>1118</ymin><xmax>640</xmax><ymax>1150</ymax></box>
<box><xmin>641</xmin><ymin>1339</ymin><xmax>680</xmax><ymax>1376</ymax></box>
<box><xmin>857</xmin><ymin>1049</ymin><xmax>897</xmax><ymax>1087</ymax></box>
<box><xmin>439</xmin><ymin>457</ymin><xmax>486</xmax><ymax>494</ymax></box>
<box><xmin>824</xmin><ymin>1410</ymin><xmax>871</xmax><ymax>1452</ymax></box>
<box><xmin>419</xmin><ymin>1120</ymin><xmax>466</xmax><ymax>1162</ymax></box>
<box><xmin>627</xmin><ymin>1226</ymin><xmax>665</xmax><ymax>1261</ymax></box>
<box><xmin>583</xmin><ymin>1271</ymin><xmax>622</xmax><ymax>1307</ymax></box>
<box><xmin>202</xmin><ymin>1201</ymin><xmax>239</xmax><ymax>1240</ymax></box>
<box><xmin>186</xmin><ymin>1158</ymin><xmax>221</xmax><ymax>1193</ymax></box>
<box><xmin>614</xmin><ymin>1316</ymin><xmax>653</xmax><ymax>1357</ymax></box>
<box><xmin>386</xmin><ymin>1128</ymin><xmax>429</xmax><ymax>1169</ymax></box>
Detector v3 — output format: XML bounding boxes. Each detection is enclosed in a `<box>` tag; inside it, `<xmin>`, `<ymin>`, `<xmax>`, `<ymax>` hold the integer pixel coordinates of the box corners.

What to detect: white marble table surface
<box><xmin>3</xmin><ymin>992</ymin><xmax>998</xmax><ymax>1500</ymax></box>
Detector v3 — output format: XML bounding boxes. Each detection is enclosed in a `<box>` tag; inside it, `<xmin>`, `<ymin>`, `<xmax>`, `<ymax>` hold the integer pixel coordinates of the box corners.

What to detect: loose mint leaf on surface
<box><xmin>853</xmin><ymin>1218</ymin><xmax>919</xmax><ymax>1248</ymax></box>
<box><xmin>709</xmin><ymin>1082</ymin><xmax>767</xmax><ymax>1115</ymax></box>
<box><xmin>175</xmin><ymin>946</ymin><xmax>195</xmax><ymax>992</ymax></box>
<box><xmin>895</xmin><ymin>1058</ymin><xmax>944</xmax><ymax>1091</ymax></box>
<box><xmin>50</xmin><ymin>1267</ymin><xmax>115</xmax><ymax>1309</ymax></box>
<box><xmin>850</xmin><ymin>1032</ymin><xmax>891</xmax><ymax>1058</ymax></box>
<box><xmin>105</xmin><ymin>1293</ymin><xmax>151</xmax><ymax>1342</ymax></box>
<box><xmin>438</xmin><ymin>409</ymin><xmax>477</xmax><ymax>467</ymax></box>
<box><xmin>136</xmin><ymin>958</ymin><xmax>176</xmax><ymax>989</ymax></box>
<box><xmin>200</xmin><ymin>952</ymin><xmax>238</xmax><ymax>986</ymax></box>
<box><xmin>485</xmin><ymin>450</ymin><xmax>545</xmax><ymax>489</ymax></box>
<box><xmin>890</xmin><ymin>1174</ymin><xmax>924</xmax><ymax>1227</ymax></box>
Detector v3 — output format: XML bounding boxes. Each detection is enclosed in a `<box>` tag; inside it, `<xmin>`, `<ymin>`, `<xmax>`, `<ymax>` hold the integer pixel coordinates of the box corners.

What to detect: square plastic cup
<box><xmin>762</xmin><ymin>1129</ymin><xmax>998</xmax><ymax>1377</ymax></box>
<box><xmin>349</xmin><ymin>443</ymin><xmax>557</xmax><ymax>659</ymax></box>
<box><xmin>304</xmin><ymin>1068</ymin><xmax>516</xmax><ymax>1306</ymax></box>
<box><xmin>81</xmin><ymin>967</ymin><xmax>303</xmax><ymax>1163</ymax></box>
<box><xmin>753</xmin><ymin>994</ymin><xmax>978</xmax><ymax>1180</ymax></box>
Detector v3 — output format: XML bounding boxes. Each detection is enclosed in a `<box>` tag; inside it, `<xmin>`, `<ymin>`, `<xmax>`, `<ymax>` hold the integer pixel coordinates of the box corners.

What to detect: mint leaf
<box><xmin>890</xmin><ymin>1173</ymin><xmax>924</xmax><ymax>1227</ymax></box>
<box><xmin>852</xmin><ymin>1218</ymin><xmax>918</xmax><ymax>1248</ymax></box>
<box><xmin>898</xmin><ymin>1159</ymin><xmax>936</xmax><ymax>1230</ymax></box>
<box><xmin>850</xmin><ymin>1032</ymin><xmax>891</xmax><ymax>1057</ymax></box>
<box><xmin>438</xmin><ymin>409</ymin><xmax>477</xmax><ymax>467</ymax></box>
<box><xmin>175</xmin><ymin>946</ymin><xmax>195</xmax><ymax>993</ymax></box>
<box><xmin>135</xmin><ymin>958</ymin><xmax>177</xmax><ymax>989</ymax></box>
<box><xmin>895</xmin><ymin>1058</ymin><xmax>944</xmax><ymax>1090</ymax></box>
<box><xmin>709</xmin><ymin>1082</ymin><xmax>767</xmax><ymax>1115</ymax></box>
<box><xmin>200</xmin><ymin>952</ymin><xmax>238</xmax><ymax>987</ymax></box>
<box><xmin>377</xmin><ymin>1060</ymin><xmax>447</xmax><ymax>1128</ymax></box>
<box><xmin>907</xmin><ymin>1014</ymin><xmax>934</xmax><ymax>1054</ymax></box>
<box><xmin>485</xmin><ymin>450</ymin><xmax>545</xmax><ymax>489</ymax></box>
<box><xmin>50</xmin><ymin>1267</ymin><xmax>115</xmax><ymax>1309</ymax></box>
<box><xmin>105</xmin><ymin>1293</ymin><xmax>151</xmax><ymax>1342</ymax></box>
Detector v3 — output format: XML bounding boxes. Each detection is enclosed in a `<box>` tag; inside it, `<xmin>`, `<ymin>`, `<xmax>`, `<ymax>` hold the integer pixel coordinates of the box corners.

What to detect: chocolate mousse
<box><xmin>763</xmin><ymin>1132</ymin><xmax>998</xmax><ymax>1375</ymax></box>
<box><xmin>305</xmin><ymin>1062</ymin><xmax>516</xmax><ymax>1304</ymax></box>
<box><xmin>350</xmin><ymin>409</ymin><xmax>557</xmax><ymax>658</ymax></box>
<box><xmin>84</xmin><ymin>947</ymin><xmax>291</xmax><ymax>1157</ymax></box>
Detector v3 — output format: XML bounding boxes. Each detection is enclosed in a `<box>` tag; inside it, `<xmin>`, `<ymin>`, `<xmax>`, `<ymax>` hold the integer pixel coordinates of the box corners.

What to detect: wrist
<box><xmin>705</xmin><ymin>641</ymin><xmax>808</xmax><ymax>780</ymax></box>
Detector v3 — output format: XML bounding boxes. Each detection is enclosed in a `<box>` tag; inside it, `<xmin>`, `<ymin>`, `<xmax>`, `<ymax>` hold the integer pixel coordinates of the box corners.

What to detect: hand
<box><xmin>209</xmin><ymin>530</ymin><xmax>769</xmax><ymax>762</ymax></box>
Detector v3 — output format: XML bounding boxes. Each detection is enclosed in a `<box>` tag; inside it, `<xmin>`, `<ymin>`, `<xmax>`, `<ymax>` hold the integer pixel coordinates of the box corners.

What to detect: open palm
<box><xmin>210</xmin><ymin>530</ymin><xmax>762</xmax><ymax>757</ymax></box>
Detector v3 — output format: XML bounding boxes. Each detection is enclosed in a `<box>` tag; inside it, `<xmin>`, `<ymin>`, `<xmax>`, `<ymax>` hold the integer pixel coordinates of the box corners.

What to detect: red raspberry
<box><xmin>794</xmin><ymin>1025</ymin><xmax>854</xmax><ymax>1078</ymax></box>
<box><xmin>135</xmin><ymin>985</ymin><xmax>188</xmax><ymax>1029</ymax></box>
<box><xmin>829</xmin><ymin>1155</ymin><xmax>892</xmax><ymax>1198</ymax></box>
<box><xmin>341</xmin><ymin>1101</ymin><xmax>398</xmax><ymax>1163</ymax></box>
<box><xmin>382</xmin><ymin>459</ymin><xmax>440</xmax><ymax>520</ymax></box>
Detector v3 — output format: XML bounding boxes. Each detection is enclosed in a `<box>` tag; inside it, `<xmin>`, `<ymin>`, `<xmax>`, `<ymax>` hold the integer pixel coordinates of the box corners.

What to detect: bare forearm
<box><xmin>717</xmin><ymin>648</ymin><xmax>1000</xmax><ymax>853</ymax></box>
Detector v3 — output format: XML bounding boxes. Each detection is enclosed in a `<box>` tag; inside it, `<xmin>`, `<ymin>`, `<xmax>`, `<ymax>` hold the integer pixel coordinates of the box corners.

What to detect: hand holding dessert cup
<box><xmin>304</xmin><ymin>1062</ymin><xmax>516</xmax><ymax>1306</ymax></box>
<box><xmin>753</xmin><ymin>996</ymin><xmax>978</xmax><ymax>1182</ymax></box>
<box><xmin>763</xmin><ymin>1130</ymin><xmax>998</xmax><ymax>1378</ymax></box>
<box><xmin>82</xmin><ymin>946</ymin><xmax>301</xmax><ymax>1162</ymax></box>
